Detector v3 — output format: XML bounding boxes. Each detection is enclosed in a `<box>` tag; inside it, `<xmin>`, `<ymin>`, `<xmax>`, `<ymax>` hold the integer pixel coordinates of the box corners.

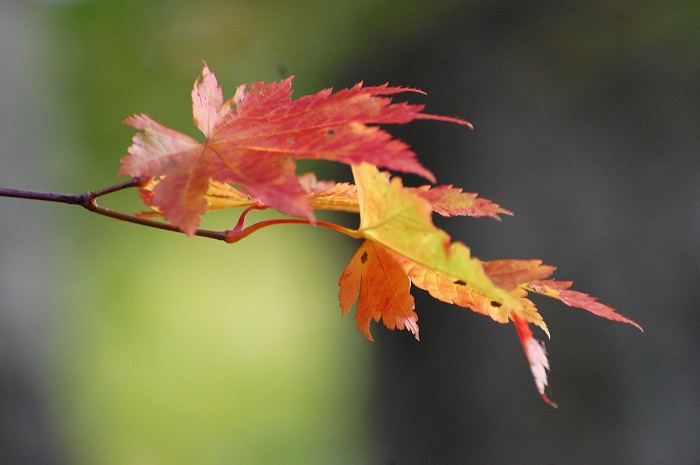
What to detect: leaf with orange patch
<box><xmin>339</xmin><ymin>240</ymin><xmax>418</xmax><ymax>341</ymax></box>
<box><xmin>337</xmin><ymin>163</ymin><xmax>521</xmax><ymax>340</ymax></box>
<box><xmin>351</xmin><ymin>163</ymin><xmax>516</xmax><ymax>309</ymax></box>
<box><xmin>395</xmin><ymin>256</ymin><xmax>551</xmax><ymax>335</ymax></box>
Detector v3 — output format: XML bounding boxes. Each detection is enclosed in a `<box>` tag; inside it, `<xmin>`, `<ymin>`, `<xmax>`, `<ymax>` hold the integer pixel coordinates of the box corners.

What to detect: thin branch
<box><xmin>90</xmin><ymin>177</ymin><xmax>146</xmax><ymax>198</ymax></box>
<box><xmin>0</xmin><ymin>177</ymin><xmax>143</xmax><ymax>208</ymax></box>
<box><xmin>91</xmin><ymin>205</ymin><xmax>227</xmax><ymax>241</ymax></box>
<box><xmin>0</xmin><ymin>186</ymin><xmax>91</xmax><ymax>207</ymax></box>
<box><xmin>0</xmin><ymin>178</ymin><xmax>360</xmax><ymax>243</ymax></box>
<box><xmin>0</xmin><ymin>178</ymin><xmax>227</xmax><ymax>241</ymax></box>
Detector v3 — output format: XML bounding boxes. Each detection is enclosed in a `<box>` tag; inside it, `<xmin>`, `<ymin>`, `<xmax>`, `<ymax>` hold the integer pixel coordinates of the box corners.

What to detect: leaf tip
<box><xmin>513</xmin><ymin>312</ymin><xmax>557</xmax><ymax>407</ymax></box>
<box><xmin>541</xmin><ymin>393</ymin><xmax>558</xmax><ymax>409</ymax></box>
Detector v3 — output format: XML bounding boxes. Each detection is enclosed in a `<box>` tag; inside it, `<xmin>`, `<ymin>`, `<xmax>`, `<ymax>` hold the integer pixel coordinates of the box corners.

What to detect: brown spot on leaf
<box><xmin>361</xmin><ymin>251</ymin><xmax>368</xmax><ymax>264</ymax></box>
<box><xmin>490</xmin><ymin>301</ymin><xmax>502</xmax><ymax>308</ymax></box>
<box><xmin>454</xmin><ymin>280</ymin><xmax>466</xmax><ymax>286</ymax></box>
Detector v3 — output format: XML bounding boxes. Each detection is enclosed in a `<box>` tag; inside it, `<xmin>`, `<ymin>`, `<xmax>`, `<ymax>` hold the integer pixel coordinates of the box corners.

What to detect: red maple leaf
<box><xmin>527</xmin><ymin>279</ymin><xmax>643</xmax><ymax>331</ymax></box>
<box><xmin>409</xmin><ymin>185</ymin><xmax>513</xmax><ymax>219</ymax></box>
<box><xmin>120</xmin><ymin>65</ymin><xmax>470</xmax><ymax>236</ymax></box>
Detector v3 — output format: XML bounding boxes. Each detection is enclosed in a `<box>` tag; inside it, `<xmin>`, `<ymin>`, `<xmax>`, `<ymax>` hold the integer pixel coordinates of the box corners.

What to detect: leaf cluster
<box><xmin>120</xmin><ymin>65</ymin><xmax>642</xmax><ymax>405</ymax></box>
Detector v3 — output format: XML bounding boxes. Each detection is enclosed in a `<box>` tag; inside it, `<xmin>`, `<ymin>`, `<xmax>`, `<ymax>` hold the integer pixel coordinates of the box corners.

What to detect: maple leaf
<box><xmin>350</xmin><ymin>163</ymin><xmax>516</xmax><ymax>306</ymax></box>
<box><xmin>135</xmin><ymin>175</ymin><xmax>359</xmax><ymax>218</ymax></box>
<box><xmin>302</xmin><ymin>180</ymin><xmax>513</xmax><ymax>219</ymax></box>
<box><xmin>525</xmin><ymin>279</ymin><xmax>643</xmax><ymax>331</ymax></box>
<box><xmin>339</xmin><ymin>240</ymin><xmax>418</xmax><ymax>341</ymax></box>
<box><xmin>121</xmin><ymin>65</ymin><xmax>470</xmax><ymax>236</ymax></box>
<box><xmin>397</xmin><ymin>257</ymin><xmax>554</xmax><ymax>331</ymax></box>
<box><xmin>136</xmin><ymin>171</ymin><xmax>511</xmax><ymax>224</ymax></box>
<box><xmin>409</xmin><ymin>185</ymin><xmax>512</xmax><ymax>219</ymax></box>
<box><xmin>512</xmin><ymin>275</ymin><xmax>641</xmax><ymax>404</ymax></box>
<box><xmin>339</xmin><ymin>163</ymin><xmax>520</xmax><ymax>339</ymax></box>
<box><xmin>336</xmin><ymin>189</ymin><xmax>639</xmax><ymax>403</ymax></box>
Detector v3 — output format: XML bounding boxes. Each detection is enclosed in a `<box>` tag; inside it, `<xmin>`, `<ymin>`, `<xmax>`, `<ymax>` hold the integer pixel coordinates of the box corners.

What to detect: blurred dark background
<box><xmin>344</xmin><ymin>2</ymin><xmax>700</xmax><ymax>464</ymax></box>
<box><xmin>1</xmin><ymin>1</ymin><xmax>698</xmax><ymax>464</ymax></box>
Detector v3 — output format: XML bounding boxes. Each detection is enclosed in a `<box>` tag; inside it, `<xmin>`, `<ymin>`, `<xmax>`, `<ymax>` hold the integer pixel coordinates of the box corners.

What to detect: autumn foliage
<box><xmin>120</xmin><ymin>65</ymin><xmax>642</xmax><ymax>405</ymax></box>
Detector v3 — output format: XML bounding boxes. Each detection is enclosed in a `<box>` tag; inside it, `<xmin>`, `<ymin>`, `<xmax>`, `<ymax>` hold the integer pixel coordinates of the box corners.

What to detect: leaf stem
<box><xmin>225</xmin><ymin>215</ymin><xmax>361</xmax><ymax>243</ymax></box>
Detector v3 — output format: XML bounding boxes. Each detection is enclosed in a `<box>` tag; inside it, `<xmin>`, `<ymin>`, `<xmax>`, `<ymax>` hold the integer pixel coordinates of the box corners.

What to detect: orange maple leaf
<box><xmin>339</xmin><ymin>240</ymin><xmax>418</xmax><ymax>341</ymax></box>
<box><xmin>120</xmin><ymin>65</ymin><xmax>470</xmax><ymax>236</ymax></box>
<box><xmin>338</xmin><ymin>164</ymin><xmax>519</xmax><ymax>340</ymax></box>
<box><xmin>336</xmin><ymin>165</ymin><xmax>641</xmax><ymax>403</ymax></box>
<box><xmin>483</xmin><ymin>259</ymin><xmax>556</xmax><ymax>292</ymax></box>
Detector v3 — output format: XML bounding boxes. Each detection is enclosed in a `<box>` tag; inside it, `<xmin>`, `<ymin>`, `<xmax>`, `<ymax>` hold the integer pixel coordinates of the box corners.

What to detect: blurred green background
<box><xmin>2</xmin><ymin>1</ymin><xmax>699</xmax><ymax>464</ymax></box>
<box><xmin>1</xmin><ymin>1</ymin><xmax>462</xmax><ymax>463</ymax></box>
